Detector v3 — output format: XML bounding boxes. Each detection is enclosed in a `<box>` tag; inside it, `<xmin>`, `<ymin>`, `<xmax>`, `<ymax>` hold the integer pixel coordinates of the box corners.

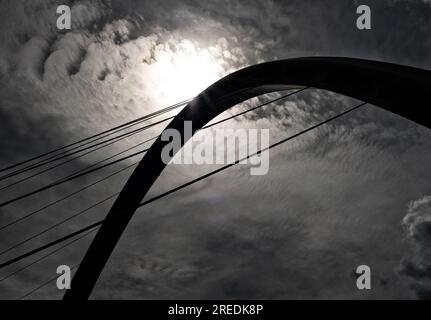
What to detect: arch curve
<box><xmin>64</xmin><ymin>57</ymin><xmax>431</xmax><ymax>300</ymax></box>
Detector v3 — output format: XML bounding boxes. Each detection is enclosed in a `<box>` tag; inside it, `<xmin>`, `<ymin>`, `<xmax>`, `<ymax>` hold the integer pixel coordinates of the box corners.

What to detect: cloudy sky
<box><xmin>0</xmin><ymin>0</ymin><xmax>431</xmax><ymax>300</ymax></box>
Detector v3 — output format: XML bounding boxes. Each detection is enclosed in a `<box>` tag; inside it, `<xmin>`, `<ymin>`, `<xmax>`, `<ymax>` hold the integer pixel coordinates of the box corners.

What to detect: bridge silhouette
<box><xmin>0</xmin><ymin>57</ymin><xmax>430</xmax><ymax>299</ymax></box>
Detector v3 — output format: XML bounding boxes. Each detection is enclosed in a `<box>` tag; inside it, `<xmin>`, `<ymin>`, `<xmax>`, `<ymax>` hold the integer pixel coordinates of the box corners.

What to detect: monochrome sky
<box><xmin>0</xmin><ymin>0</ymin><xmax>431</xmax><ymax>299</ymax></box>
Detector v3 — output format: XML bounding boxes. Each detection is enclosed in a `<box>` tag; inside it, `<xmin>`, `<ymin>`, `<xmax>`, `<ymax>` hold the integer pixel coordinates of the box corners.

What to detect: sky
<box><xmin>0</xmin><ymin>0</ymin><xmax>431</xmax><ymax>299</ymax></box>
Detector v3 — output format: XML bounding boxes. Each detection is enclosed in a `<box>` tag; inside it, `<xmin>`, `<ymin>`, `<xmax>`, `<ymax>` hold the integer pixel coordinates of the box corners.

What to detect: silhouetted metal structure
<box><xmin>64</xmin><ymin>57</ymin><xmax>431</xmax><ymax>300</ymax></box>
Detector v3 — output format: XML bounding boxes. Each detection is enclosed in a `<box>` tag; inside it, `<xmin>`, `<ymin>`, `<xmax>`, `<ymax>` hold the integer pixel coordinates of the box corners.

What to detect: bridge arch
<box><xmin>64</xmin><ymin>57</ymin><xmax>431</xmax><ymax>300</ymax></box>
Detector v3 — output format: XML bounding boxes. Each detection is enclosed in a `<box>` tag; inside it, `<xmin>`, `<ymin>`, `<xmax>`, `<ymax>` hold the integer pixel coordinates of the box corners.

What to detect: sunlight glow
<box><xmin>151</xmin><ymin>40</ymin><xmax>224</xmax><ymax>102</ymax></box>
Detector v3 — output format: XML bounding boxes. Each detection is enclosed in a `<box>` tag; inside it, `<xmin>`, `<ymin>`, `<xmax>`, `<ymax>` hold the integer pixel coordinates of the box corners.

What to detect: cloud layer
<box><xmin>400</xmin><ymin>196</ymin><xmax>431</xmax><ymax>299</ymax></box>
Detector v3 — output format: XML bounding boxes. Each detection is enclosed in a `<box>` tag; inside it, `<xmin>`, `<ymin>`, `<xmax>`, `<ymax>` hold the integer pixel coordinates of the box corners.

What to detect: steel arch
<box><xmin>64</xmin><ymin>57</ymin><xmax>431</xmax><ymax>300</ymax></box>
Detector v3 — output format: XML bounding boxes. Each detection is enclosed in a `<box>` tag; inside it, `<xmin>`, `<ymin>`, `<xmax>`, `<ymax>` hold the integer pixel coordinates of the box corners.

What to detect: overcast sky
<box><xmin>0</xmin><ymin>0</ymin><xmax>431</xmax><ymax>300</ymax></box>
